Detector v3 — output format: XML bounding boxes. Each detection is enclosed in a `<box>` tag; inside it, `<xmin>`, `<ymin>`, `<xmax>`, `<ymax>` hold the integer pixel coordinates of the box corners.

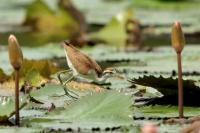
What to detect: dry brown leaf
<box><xmin>0</xmin><ymin>68</ymin><xmax>9</xmax><ymax>83</ymax></box>
<box><xmin>50</xmin><ymin>79</ymin><xmax>104</xmax><ymax>92</ymax></box>
<box><xmin>0</xmin><ymin>80</ymin><xmax>15</xmax><ymax>96</ymax></box>
<box><xmin>67</xmin><ymin>81</ymin><xmax>104</xmax><ymax>92</ymax></box>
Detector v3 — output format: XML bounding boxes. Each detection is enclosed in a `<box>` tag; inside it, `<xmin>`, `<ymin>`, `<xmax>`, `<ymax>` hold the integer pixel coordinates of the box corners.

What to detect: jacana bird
<box><xmin>57</xmin><ymin>41</ymin><xmax>118</xmax><ymax>99</ymax></box>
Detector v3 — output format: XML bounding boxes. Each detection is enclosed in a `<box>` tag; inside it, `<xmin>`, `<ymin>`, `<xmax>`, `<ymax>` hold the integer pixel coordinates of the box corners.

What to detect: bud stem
<box><xmin>15</xmin><ymin>70</ymin><xmax>20</xmax><ymax>125</ymax></box>
<box><xmin>177</xmin><ymin>53</ymin><xmax>183</xmax><ymax>118</ymax></box>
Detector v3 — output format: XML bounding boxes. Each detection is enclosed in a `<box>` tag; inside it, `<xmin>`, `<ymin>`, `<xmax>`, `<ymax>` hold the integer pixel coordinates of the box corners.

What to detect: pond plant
<box><xmin>8</xmin><ymin>34</ymin><xmax>23</xmax><ymax>125</ymax></box>
<box><xmin>171</xmin><ymin>21</ymin><xmax>185</xmax><ymax>118</ymax></box>
<box><xmin>0</xmin><ymin>21</ymin><xmax>193</xmax><ymax>132</ymax></box>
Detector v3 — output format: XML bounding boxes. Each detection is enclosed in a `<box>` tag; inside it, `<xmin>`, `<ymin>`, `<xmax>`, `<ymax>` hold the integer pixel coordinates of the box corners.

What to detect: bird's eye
<box><xmin>108</xmin><ymin>71</ymin><xmax>114</xmax><ymax>74</ymax></box>
<box><xmin>110</xmin><ymin>71</ymin><xmax>114</xmax><ymax>74</ymax></box>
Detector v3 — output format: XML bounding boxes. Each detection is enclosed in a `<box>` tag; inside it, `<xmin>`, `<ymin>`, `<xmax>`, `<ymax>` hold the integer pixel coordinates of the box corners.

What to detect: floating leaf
<box><xmin>90</xmin><ymin>9</ymin><xmax>133</xmax><ymax>46</ymax></box>
<box><xmin>24</xmin><ymin>69</ymin><xmax>45</xmax><ymax>87</ymax></box>
<box><xmin>133</xmin><ymin>105</ymin><xmax>200</xmax><ymax>132</ymax></box>
<box><xmin>26</xmin><ymin>91</ymin><xmax>133</xmax><ymax>131</ymax></box>
<box><xmin>129</xmin><ymin>75</ymin><xmax>200</xmax><ymax>106</ymax></box>
<box><xmin>68</xmin><ymin>80</ymin><xmax>104</xmax><ymax>92</ymax></box>
<box><xmin>0</xmin><ymin>44</ymin><xmax>64</xmax><ymax>74</ymax></box>
<box><xmin>50</xmin><ymin>91</ymin><xmax>132</xmax><ymax>121</ymax></box>
<box><xmin>0</xmin><ymin>127</ymin><xmax>43</xmax><ymax>133</ymax></box>
<box><xmin>88</xmin><ymin>45</ymin><xmax>145</xmax><ymax>63</ymax></box>
<box><xmin>20</xmin><ymin>59</ymin><xmax>61</xmax><ymax>79</ymax></box>
<box><xmin>2</xmin><ymin>59</ymin><xmax>62</xmax><ymax>87</ymax></box>
<box><xmin>129</xmin><ymin>75</ymin><xmax>199</xmax><ymax>96</ymax></box>
<box><xmin>23</xmin><ymin>0</ymin><xmax>79</xmax><ymax>39</ymax></box>
<box><xmin>134</xmin><ymin>105</ymin><xmax>200</xmax><ymax>118</ymax></box>
<box><xmin>0</xmin><ymin>59</ymin><xmax>61</xmax><ymax>88</ymax></box>
<box><xmin>30</xmin><ymin>84</ymin><xmax>69</xmax><ymax>107</ymax></box>
<box><xmin>158</xmin><ymin>124</ymin><xmax>187</xmax><ymax>133</ymax></box>
<box><xmin>0</xmin><ymin>96</ymin><xmax>27</xmax><ymax>122</ymax></box>
<box><xmin>21</xmin><ymin>80</ymin><xmax>104</xmax><ymax>107</ymax></box>
<box><xmin>132</xmin><ymin>0</ymin><xmax>200</xmax><ymax>10</ymax></box>
<box><xmin>73</xmin><ymin>0</ymin><xmax>131</xmax><ymax>24</ymax></box>
<box><xmin>0</xmin><ymin>80</ymin><xmax>16</xmax><ymax>96</ymax></box>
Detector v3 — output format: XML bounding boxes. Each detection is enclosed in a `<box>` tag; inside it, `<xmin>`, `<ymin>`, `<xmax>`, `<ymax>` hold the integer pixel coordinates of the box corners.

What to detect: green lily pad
<box><xmin>129</xmin><ymin>75</ymin><xmax>200</xmax><ymax>96</ymax></box>
<box><xmin>134</xmin><ymin>105</ymin><xmax>200</xmax><ymax>118</ymax></box>
<box><xmin>132</xmin><ymin>0</ymin><xmax>200</xmax><ymax>10</ymax></box>
<box><xmin>129</xmin><ymin>75</ymin><xmax>200</xmax><ymax>106</ymax></box>
<box><xmin>90</xmin><ymin>9</ymin><xmax>133</xmax><ymax>46</ymax></box>
<box><xmin>30</xmin><ymin>84</ymin><xmax>69</xmax><ymax>107</ymax></box>
<box><xmin>0</xmin><ymin>43</ymin><xmax>63</xmax><ymax>75</ymax></box>
<box><xmin>50</xmin><ymin>91</ymin><xmax>132</xmax><ymax>122</ymax></box>
<box><xmin>20</xmin><ymin>59</ymin><xmax>61</xmax><ymax>78</ymax></box>
<box><xmin>0</xmin><ymin>126</ymin><xmax>43</xmax><ymax>133</ymax></box>
<box><xmin>0</xmin><ymin>58</ymin><xmax>62</xmax><ymax>88</ymax></box>
<box><xmin>26</xmin><ymin>91</ymin><xmax>133</xmax><ymax>131</ymax></box>
<box><xmin>73</xmin><ymin>0</ymin><xmax>131</xmax><ymax>25</ymax></box>
<box><xmin>158</xmin><ymin>124</ymin><xmax>187</xmax><ymax>133</ymax></box>
<box><xmin>0</xmin><ymin>96</ymin><xmax>27</xmax><ymax>122</ymax></box>
<box><xmin>24</xmin><ymin>0</ymin><xmax>78</xmax><ymax>37</ymax></box>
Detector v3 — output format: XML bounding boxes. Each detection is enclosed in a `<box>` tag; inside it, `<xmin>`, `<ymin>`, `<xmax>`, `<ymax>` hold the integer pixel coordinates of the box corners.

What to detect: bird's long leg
<box><xmin>57</xmin><ymin>69</ymin><xmax>72</xmax><ymax>85</ymax></box>
<box><xmin>55</xmin><ymin>69</ymin><xmax>79</xmax><ymax>99</ymax></box>
<box><xmin>52</xmin><ymin>69</ymin><xmax>72</xmax><ymax>97</ymax></box>
<box><xmin>63</xmin><ymin>75</ymin><xmax>79</xmax><ymax>99</ymax></box>
<box><xmin>63</xmin><ymin>75</ymin><xmax>74</xmax><ymax>86</ymax></box>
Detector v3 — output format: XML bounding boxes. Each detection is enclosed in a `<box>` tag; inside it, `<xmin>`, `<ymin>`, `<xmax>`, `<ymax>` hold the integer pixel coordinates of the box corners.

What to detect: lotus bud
<box><xmin>171</xmin><ymin>21</ymin><xmax>185</xmax><ymax>53</ymax></box>
<box><xmin>8</xmin><ymin>34</ymin><xmax>23</xmax><ymax>70</ymax></box>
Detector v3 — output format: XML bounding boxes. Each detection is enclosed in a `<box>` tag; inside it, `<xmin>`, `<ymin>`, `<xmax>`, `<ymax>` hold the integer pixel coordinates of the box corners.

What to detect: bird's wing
<box><xmin>67</xmin><ymin>47</ymin><xmax>103</xmax><ymax>76</ymax></box>
<box><xmin>83</xmin><ymin>53</ymin><xmax>103</xmax><ymax>76</ymax></box>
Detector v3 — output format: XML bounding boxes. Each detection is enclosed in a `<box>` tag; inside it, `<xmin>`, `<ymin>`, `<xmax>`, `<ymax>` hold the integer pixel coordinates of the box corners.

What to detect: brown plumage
<box><xmin>58</xmin><ymin>41</ymin><xmax>117</xmax><ymax>99</ymax></box>
<box><xmin>63</xmin><ymin>41</ymin><xmax>103</xmax><ymax>77</ymax></box>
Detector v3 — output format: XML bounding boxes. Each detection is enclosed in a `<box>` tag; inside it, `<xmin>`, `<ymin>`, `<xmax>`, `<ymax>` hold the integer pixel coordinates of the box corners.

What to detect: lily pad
<box><xmin>26</xmin><ymin>91</ymin><xmax>133</xmax><ymax>131</ymax></box>
<box><xmin>0</xmin><ymin>44</ymin><xmax>63</xmax><ymax>75</ymax></box>
<box><xmin>24</xmin><ymin>0</ymin><xmax>79</xmax><ymax>38</ymax></box>
<box><xmin>0</xmin><ymin>59</ymin><xmax>61</xmax><ymax>87</ymax></box>
<box><xmin>134</xmin><ymin>105</ymin><xmax>200</xmax><ymax>118</ymax></box>
<box><xmin>0</xmin><ymin>96</ymin><xmax>27</xmax><ymax>122</ymax></box>
<box><xmin>50</xmin><ymin>91</ymin><xmax>132</xmax><ymax>122</ymax></box>
<box><xmin>129</xmin><ymin>75</ymin><xmax>200</xmax><ymax>106</ymax></box>
<box><xmin>30</xmin><ymin>84</ymin><xmax>69</xmax><ymax>107</ymax></box>
<box><xmin>90</xmin><ymin>9</ymin><xmax>133</xmax><ymax>46</ymax></box>
<box><xmin>132</xmin><ymin>0</ymin><xmax>200</xmax><ymax>10</ymax></box>
<box><xmin>73</xmin><ymin>0</ymin><xmax>131</xmax><ymax>25</ymax></box>
<box><xmin>20</xmin><ymin>59</ymin><xmax>61</xmax><ymax>78</ymax></box>
<box><xmin>0</xmin><ymin>126</ymin><xmax>43</xmax><ymax>133</ymax></box>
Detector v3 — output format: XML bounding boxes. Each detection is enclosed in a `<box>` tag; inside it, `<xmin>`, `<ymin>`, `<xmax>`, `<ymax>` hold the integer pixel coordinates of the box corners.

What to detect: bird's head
<box><xmin>101</xmin><ymin>68</ymin><xmax>123</xmax><ymax>80</ymax></box>
<box><xmin>102</xmin><ymin>68</ymin><xmax>117</xmax><ymax>76</ymax></box>
<box><xmin>96</xmin><ymin>68</ymin><xmax>116</xmax><ymax>82</ymax></box>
